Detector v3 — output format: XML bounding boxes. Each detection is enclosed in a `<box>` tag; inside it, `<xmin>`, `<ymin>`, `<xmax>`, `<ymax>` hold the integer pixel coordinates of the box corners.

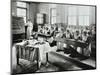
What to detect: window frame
<box><xmin>50</xmin><ymin>8</ymin><xmax>57</xmax><ymax>24</ymax></box>
<box><xmin>16</xmin><ymin>2</ymin><xmax>28</xmax><ymax>23</ymax></box>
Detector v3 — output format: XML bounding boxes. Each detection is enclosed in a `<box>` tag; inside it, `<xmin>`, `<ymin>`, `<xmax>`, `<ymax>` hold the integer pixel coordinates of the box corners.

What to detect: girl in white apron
<box><xmin>26</xmin><ymin>19</ymin><xmax>33</xmax><ymax>39</ymax></box>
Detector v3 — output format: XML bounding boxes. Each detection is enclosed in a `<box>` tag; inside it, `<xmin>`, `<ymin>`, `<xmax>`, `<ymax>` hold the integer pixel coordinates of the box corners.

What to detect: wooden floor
<box><xmin>16</xmin><ymin>52</ymin><xmax>96</xmax><ymax>74</ymax></box>
<box><xmin>16</xmin><ymin>60</ymin><xmax>60</xmax><ymax>74</ymax></box>
<box><xmin>36</xmin><ymin>63</ymin><xmax>60</xmax><ymax>72</ymax></box>
<box><xmin>16</xmin><ymin>59</ymin><xmax>38</xmax><ymax>74</ymax></box>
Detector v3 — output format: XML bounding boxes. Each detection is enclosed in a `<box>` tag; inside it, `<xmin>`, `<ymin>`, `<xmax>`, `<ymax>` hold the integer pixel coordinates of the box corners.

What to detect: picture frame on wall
<box><xmin>11</xmin><ymin>0</ymin><xmax>96</xmax><ymax>75</ymax></box>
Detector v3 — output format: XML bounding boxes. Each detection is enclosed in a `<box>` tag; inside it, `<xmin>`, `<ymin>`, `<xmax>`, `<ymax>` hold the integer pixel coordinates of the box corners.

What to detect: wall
<box><xmin>38</xmin><ymin>3</ymin><xmax>50</xmax><ymax>24</ymax></box>
<box><xmin>28</xmin><ymin>2</ymin><xmax>96</xmax><ymax>25</ymax></box>
<box><xmin>29</xmin><ymin>3</ymin><xmax>57</xmax><ymax>24</ymax></box>
<box><xmin>37</xmin><ymin>3</ymin><xmax>69</xmax><ymax>24</ymax></box>
<box><xmin>11</xmin><ymin>2</ymin><xmax>96</xmax><ymax>26</ymax></box>
<box><xmin>28</xmin><ymin>3</ymin><xmax>39</xmax><ymax>24</ymax></box>
<box><xmin>11</xmin><ymin>1</ymin><xmax>17</xmax><ymax>16</ymax></box>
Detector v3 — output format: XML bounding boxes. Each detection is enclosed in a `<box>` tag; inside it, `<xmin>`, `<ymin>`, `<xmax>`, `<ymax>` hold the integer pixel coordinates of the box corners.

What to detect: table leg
<box><xmin>16</xmin><ymin>46</ymin><xmax>19</xmax><ymax>65</ymax></box>
<box><xmin>46</xmin><ymin>53</ymin><xmax>48</xmax><ymax>63</ymax></box>
<box><xmin>36</xmin><ymin>48</ymin><xmax>40</xmax><ymax>69</ymax></box>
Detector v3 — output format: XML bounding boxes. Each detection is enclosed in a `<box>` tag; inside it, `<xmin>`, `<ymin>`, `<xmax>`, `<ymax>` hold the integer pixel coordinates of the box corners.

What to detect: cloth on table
<box><xmin>34</xmin><ymin>42</ymin><xmax>57</xmax><ymax>63</ymax></box>
<box><xmin>12</xmin><ymin>40</ymin><xmax>57</xmax><ymax>67</ymax></box>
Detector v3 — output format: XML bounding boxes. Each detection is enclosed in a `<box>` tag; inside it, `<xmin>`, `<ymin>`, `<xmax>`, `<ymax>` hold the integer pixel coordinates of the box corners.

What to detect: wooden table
<box><xmin>15</xmin><ymin>43</ymin><xmax>40</xmax><ymax>69</ymax></box>
<box><xmin>38</xmin><ymin>33</ymin><xmax>51</xmax><ymax>41</ymax></box>
<box><xmin>15</xmin><ymin>41</ymin><xmax>51</xmax><ymax>69</ymax></box>
<box><xmin>55</xmin><ymin>38</ymin><xmax>88</xmax><ymax>48</ymax></box>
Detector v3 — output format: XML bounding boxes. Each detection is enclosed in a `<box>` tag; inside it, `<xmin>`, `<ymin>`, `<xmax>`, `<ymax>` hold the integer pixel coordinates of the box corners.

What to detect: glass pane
<box><xmin>51</xmin><ymin>8</ymin><xmax>56</xmax><ymax>16</ymax></box>
<box><xmin>17</xmin><ymin>8</ymin><xmax>26</xmax><ymax>17</ymax></box>
<box><xmin>68</xmin><ymin>16</ymin><xmax>76</xmax><ymax>25</ymax></box>
<box><xmin>37</xmin><ymin>18</ymin><xmax>43</xmax><ymax>24</ymax></box>
<box><xmin>36</xmin><ymin>13</ymin><xmax>44</xmax><ymax>24</ymax></box>
<box><xmin>79</xmin><ymin>16</ymin><xmax>89</xmax><ymax>26</ymax></box>
<box><xmin>78</xmin><ymin>6</ymin><xmax>90</xmax><ymax>15</ymax></box>
<box><xmin>17</xmin><ymin>2</ymin><xmax>26</xmax><ymax>8</ymax></box>
<box><xmin>79</xmin><ymin>16</ymin><xmax>84</xmax><ymax>25</ymax></box>
<box><xmin>84</xmin><ymin>16</ymin><xmax>89</xmax><ymax>26</ymax></box>
<box><xmin>51</xmin><ymin>17</ymin><xmax>56</xmax><ymax>24</ymax></box>
<box><xmin>68</xmin><ymin>6</ymin><xmax>77</xmax><ymax>16</ymax></box>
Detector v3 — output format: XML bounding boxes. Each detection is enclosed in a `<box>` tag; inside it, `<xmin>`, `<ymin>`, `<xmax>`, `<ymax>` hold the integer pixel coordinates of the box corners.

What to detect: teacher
<box><xmin>25</xmin><ymin>19</ymin><xmax>33</xmax><ymax>39</ymax></box>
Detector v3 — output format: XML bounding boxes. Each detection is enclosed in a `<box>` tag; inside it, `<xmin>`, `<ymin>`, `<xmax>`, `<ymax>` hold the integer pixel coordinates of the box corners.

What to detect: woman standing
<box><xmin>25</xmin><ymin>19</ymin><xmax>33</xmax><ymax>39</ymax></box>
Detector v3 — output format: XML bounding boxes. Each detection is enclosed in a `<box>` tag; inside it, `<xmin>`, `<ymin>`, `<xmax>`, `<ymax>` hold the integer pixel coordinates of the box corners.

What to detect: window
<box><xmin>51</xmin><ymin>8</ymin><xmax>56</xmax><ymax>24</ymax></box>
<box><xmin>17</xmin><ymin>2</ymin><xmax>27</xmax><ymax>23</ymax></box>
<box><xmin>67</xmin><ymin>6</ymin><xmax>90</xmax><ymax>26</ymax></box>
<box><xmin>68</xmin><ymin>16</ymin><xmax>77</xmax><ymax>25</ymax></box>
<box><xmin>79</xmin><ymin>16</ymin><xmax>89</xmax><ymax>26</ymax></box>
<box><xmin>68</xmin><ymin>6</ymin><xmax>77</xmax><ymax>25</ymax></box>
<box><xmin>17</xmin><ymin>8</ymin><xmax>26</xmax><ymax>17</ymax></box>
<box><xmin>78</xmin><ymin>6</ymin><xmax>90</xmax><ymax>26</ymax></box>
<box><xmin>36</xmin><ymin>13</ymin><xmax>44</xmax><ymax>24</ymax></box>
<box><xmin>17</xmin><ymin>2</ymin><xmax>26</xmax><ymax>8</ymax></box>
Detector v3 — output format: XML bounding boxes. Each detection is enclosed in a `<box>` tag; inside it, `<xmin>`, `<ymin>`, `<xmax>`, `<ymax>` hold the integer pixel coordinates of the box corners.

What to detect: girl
<box><xmin>25</xmin><ymin>19</ymin><xmax>33</xmax><ymax>39</ymax></box>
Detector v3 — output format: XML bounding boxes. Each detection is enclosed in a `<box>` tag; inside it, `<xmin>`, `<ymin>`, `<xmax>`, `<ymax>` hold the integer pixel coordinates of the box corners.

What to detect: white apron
<box><xmin>26</xmin><ymin>22</ymin><xmax>33</xmax><ymax>39</ymax></box>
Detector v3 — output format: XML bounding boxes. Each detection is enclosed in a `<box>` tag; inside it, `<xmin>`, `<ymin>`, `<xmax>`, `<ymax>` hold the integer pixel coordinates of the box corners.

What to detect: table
<box><xmin>15</xmin><ymin>40</ymin><xmax>52</xmax><ymax>69</ymax></box>
<box><xmin>38</xmin><ymin>33</ymin><xmax>51</xmax><ymax>41</ymax></box>
<box><xmin>55</xmin><ymin>38</ymin><xmax>88</xmax><ymax>48</ymax></box>
<box><xmin>55</xmin><ymin>38</ymin><xmax>89</xmax><ymax>56</ymax></box>
<box><xmin>15</xmin><ymin>41</ymin><xmax>40</xmax><ymax>69</ymax></box>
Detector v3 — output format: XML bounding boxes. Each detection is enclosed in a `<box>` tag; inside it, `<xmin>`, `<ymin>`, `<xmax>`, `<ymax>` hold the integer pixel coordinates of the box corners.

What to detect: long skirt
<box><xmin>27</xmin><ymin>27</ymin><xmax>33</xmax><ymax>39</ymax></box>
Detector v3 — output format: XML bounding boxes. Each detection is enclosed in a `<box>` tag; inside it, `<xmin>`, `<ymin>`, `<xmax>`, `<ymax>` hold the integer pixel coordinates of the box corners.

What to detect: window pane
<box><xmin>79</xmin><ymin>16</ymin><xmax>89</xmax><ymax>26</ymax></box>
<box><xmin>84</xmin><ymin>16</ymin><xmax>89</xmax><ymax>26</ymax></box>
<box><xmin>78</xmin><ymin>6</ymin><xmax>90</xmax><ymax>15</ymax></box>
<box><xmin>17</xmin><ymin>2</ymin><xmax>26</xmax><ymax>8</ymax></box>
<box><xmin>51</xmin><ymin>8</ymin><xmax>56</xmax><ymax>16</ymax></box>
<box><xmin>68</xmin><ymin>7</ymin><xmax>77</xmax><ymax>16</ymax></box>
<box><xmin>51</xmin><ymin>17</ymin><xmax>56</xmax><ymax>24</ymax></box>
<box><xmin>17</xmin><ymin>8</ymin><xmax>26</xmax><ymax>23</ymax></box>
<box><xmin>68</xmin><ymin>16</ymin><xmax>77</xmax><ymax>25</ymax></box>
<box><xmin>36</xmin><ymin>13</ymin><xmax>44</xmax><ymax>24</ymax></box>
<box><xmin>17</xmin><ymin>8</ymin><xmax>26</xmax><ymax>17</ymax></box>
<box><xmin>79</xmin><ymin>16</ymin><xmax>84</xmax><ymax>26</ymax></box>
<box><xmin>37</xmin><ymin>18</ymin><xmax>43</xmax><ymax>24</ymax></box>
